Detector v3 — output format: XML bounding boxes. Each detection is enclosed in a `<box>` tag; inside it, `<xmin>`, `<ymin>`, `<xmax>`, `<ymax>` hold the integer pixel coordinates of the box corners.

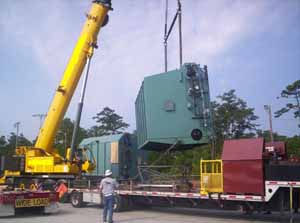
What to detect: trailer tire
<box><xmin>70</xmin><ymin>191</ymin><xmax>84</xmax><ymax>208</ymax></box>
<box><xmin>114</xmin><ymin>195</ymin><xmax>126</xmax><ymax>212</ymax></box>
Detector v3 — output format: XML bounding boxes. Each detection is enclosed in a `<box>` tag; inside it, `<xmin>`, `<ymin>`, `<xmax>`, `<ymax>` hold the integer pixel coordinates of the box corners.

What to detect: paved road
<box><xmin>0</xmin><ymin>204</ymin><xmax>299</xmax><ymax>223</ymax></box>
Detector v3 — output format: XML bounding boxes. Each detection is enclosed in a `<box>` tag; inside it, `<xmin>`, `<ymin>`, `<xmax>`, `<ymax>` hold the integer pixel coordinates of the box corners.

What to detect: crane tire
<box><xmin>70</xmin><ymin>191</ymin><xmax>84</xmax><ymax>208</ymax></box>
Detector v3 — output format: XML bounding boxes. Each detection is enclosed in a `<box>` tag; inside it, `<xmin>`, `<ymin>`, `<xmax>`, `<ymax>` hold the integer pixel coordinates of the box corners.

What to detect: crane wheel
<box><xmin>70</xmin><ymin>191</ymin><xmax>84</xmax><ymax>208</ymax></box>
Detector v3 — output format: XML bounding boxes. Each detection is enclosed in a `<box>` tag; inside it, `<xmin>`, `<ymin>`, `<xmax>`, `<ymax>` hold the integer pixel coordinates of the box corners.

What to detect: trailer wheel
<box><xmin>240</xmin><ymin>203</ymin><xmax>254</xmax><ymax>216</ymax></box>
<box><xmin>114</xmin><ymin>195</ymin><xmax>126</xmax><ymax>212</ymax></box>
<box><xmin>70</xmin><ymin>191</ymin><xmax>84</xmax><ymax>208</ymax></box>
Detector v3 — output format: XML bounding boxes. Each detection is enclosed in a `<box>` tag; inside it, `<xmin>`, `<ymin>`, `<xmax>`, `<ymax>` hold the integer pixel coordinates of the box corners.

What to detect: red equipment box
<box><xmin>265</xmin><ymin>141</ymin><xmax>287</xmax><ymax>159</ymax></box>
<box><xmin>222</xmin><ymin>138</ymin><xmax>265</xmax><ymax>195</ymax></box>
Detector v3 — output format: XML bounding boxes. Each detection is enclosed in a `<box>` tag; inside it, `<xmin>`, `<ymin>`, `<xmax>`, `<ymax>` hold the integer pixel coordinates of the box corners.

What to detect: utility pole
<box><xmin>264</xmin><ymin>105</ymin><xmax>274</xmax><ymax>142</ymax></box>
<box><xmin>14</xmin><ymin>122</ymin><xmax>21</xmax><ymax>149</ymax></box>
<box><xmin>32</xmin><ymin>113</ymin><xmax>47</xmax><ymax>130</ymax></box>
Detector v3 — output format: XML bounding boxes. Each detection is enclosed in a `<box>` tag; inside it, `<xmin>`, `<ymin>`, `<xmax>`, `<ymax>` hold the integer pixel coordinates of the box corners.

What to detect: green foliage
<box><xmin>0</xmin><ymin>132</ymin><xmax>32</xmax><ymax>156</ymax></box>
<box><xmin>54</xmin><ymin>118</ymin><xmax>88</xmax><ymax>156</ymax></box>
<box><xmin>87</xmin><ymin>126</ymin><xmax>105</xmax><ymax>137</ymax></box>
<box><xmin>212</xmin><ymin>89</ymin><xmax>259</xmax><ymax>140</ymax></box>
<box><xmin>7</xmin><ymin>132</ymin><xmax>32</xmax><ymax>147</ymax></box>
<box><xmin>90</xmin><ymin>107</ymin><xmax>129</xmax><ymax>136</ymax></box>
<box><xmin>286</xmin><ymin>135</ymin><xmax>300</xmax><ymax>157</ymax></box>
<box><xmin>256</xmin><ymin>130</ymin><xmax>287</xmax><ymax>142</ymax></box>
<box><xmin>275</xmin><ymin>80</ymin><xmax>300</xmax><ymax>127</ymax></box>
<box><xmin>0</xmin><ymin>136</ymin><xmax>7</xmax><ymax>147</ymax></box>
<box><xmin>148</xmin><ymin>145</ymin><xmax>211</xmax><ymax>175</ymax></box>
<box><xmin>0</xmin><ymin>135</ymin><xmax>8</xmax><ymax>156</ymax></box>
<box><xmin>0</xmin><ymin>107</ymin><xmax>129</xmax><ymax>157</ymax></box>
<box><xmin>211</xmin><ymin>89</ymin><xmax>259</xmax><ymax>156</ymax></box>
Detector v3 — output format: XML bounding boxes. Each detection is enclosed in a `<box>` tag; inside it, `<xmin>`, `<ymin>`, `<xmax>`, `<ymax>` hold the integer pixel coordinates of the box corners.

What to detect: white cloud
<box><xmin>0</xmin><ymin>0</ymin><xmax>298</xmax><ymax>139</ymax></box>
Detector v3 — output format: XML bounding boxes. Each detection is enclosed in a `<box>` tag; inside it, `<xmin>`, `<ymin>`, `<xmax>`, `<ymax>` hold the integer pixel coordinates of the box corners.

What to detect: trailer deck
<box><xmin>69</xmin><ymin>180</ymin><xmax>300</xmax><ymax>204</ymax></box>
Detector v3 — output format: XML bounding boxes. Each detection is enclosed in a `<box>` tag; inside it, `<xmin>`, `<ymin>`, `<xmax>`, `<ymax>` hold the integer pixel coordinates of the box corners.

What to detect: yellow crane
<box><xmin>0</xmin><ymin>0</ymin><xmax>112</xmax><ymax>185</ymax></box>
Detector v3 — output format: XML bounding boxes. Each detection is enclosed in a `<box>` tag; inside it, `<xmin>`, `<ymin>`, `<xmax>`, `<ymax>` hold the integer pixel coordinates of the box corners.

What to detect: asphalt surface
<box><xmin>0</xmin><ymin>204</ymin><xmax>299</xmax><ymax>223</ymax></box>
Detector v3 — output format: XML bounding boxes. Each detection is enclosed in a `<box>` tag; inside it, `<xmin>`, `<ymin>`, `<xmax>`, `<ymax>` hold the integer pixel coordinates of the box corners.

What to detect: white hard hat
<box><xmin>105</xmin><ymin>169</ymin><xmax>112</xmax><ymax>177</ymax></box>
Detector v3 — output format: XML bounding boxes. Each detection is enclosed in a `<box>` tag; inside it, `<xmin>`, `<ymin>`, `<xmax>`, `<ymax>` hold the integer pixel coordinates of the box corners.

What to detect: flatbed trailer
<box><xmin>0</xmin><ymin>188</ymin><xmax>59</xmax><ymax>217</ymax></box>
<box><xmin>66</xmin><ymin>138</ymin><xmax>300</xmax><ymax>223</ymax></box>
<box><xmin>68</xmin><ymin>180</ymin><xmax>300</xmax><ymax>214</ymax></box>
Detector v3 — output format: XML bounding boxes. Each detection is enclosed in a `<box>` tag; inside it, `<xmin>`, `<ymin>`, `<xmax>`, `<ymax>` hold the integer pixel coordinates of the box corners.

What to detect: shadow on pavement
<box><xmin>146</xmin><ymin>207</ymin><xmax>300</xmax><ymax>223</ymax></box>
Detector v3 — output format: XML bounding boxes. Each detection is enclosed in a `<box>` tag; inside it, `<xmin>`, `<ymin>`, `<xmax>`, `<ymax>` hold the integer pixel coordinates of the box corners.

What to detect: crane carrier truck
<box><xmin>0</xmin><ymin>0</ymin><xmax>112</xmax><ymax>216</ymax></box>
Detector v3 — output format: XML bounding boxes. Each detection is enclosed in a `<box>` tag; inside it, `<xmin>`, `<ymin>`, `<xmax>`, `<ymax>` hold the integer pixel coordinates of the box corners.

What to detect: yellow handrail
<box><xmin>200</xmin><ymin>159</ymin><xmax>223</xmax><ymax>195</ymax></box>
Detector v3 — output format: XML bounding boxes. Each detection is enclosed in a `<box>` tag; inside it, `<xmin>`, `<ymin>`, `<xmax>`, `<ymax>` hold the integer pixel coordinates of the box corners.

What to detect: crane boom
<box><xmin>35</xmin><ymin>0</ymin><xmax>111</xmax><ymax>153</ymax></box>
<box><xmin>0</xmin><ymin>1</ymin><xmax>112</xmax><ymax>186</ymax></box>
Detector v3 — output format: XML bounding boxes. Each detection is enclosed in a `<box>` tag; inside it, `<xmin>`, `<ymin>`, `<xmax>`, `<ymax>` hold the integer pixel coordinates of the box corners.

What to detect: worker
<box><xmin>100</xmin><ymin>169</ymin><xmax>119</xmax><ymax>223</ymax></box>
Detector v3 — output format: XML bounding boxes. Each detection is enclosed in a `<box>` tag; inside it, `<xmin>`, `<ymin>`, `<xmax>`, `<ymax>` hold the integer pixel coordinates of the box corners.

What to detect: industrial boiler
<box><xmin>135</xmin><ymin>63</ymin><xmax>212</xmax><ymax>151</ymax></box>
<box><xmin>80</xmin><ymin>133</ymin><xmax>147</xmax><ymax>179</ymax></box>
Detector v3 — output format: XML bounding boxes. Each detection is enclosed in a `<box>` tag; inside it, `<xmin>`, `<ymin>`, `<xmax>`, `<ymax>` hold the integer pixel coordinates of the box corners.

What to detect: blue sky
<box><xmin>0</xmin><ymin>0</ymin><xmax>299</xmax><ymax>141</ymax></box>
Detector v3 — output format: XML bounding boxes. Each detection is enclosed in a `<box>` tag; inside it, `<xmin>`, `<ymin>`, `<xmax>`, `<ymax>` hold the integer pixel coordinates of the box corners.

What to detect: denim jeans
<box><xmin>103</xmin><ymin>195</ymin><xmax>114</xmax><ymax>222</ymax></box>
